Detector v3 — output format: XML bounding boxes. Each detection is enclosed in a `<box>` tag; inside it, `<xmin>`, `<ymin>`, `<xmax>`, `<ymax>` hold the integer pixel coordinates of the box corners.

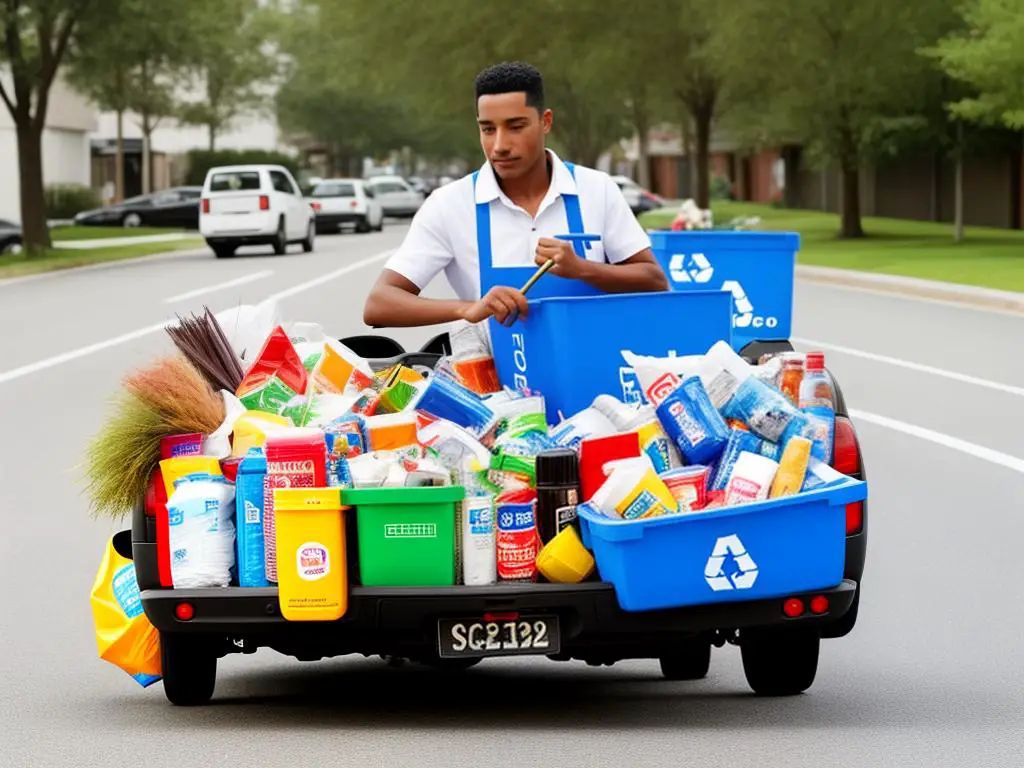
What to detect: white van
<box><xmin>199</xmin><ymin>165</ymin><xmax>315</xmax><ymax>258</ymax></box>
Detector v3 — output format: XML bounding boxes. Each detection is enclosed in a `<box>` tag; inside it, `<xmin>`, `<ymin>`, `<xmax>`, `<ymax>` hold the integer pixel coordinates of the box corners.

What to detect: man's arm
<box><xmin>364</xmin><ymin>269</ymin><xmax>531</xmax><ymax>328</ymax></box>
<box><xmin>573</xmin><ymin>248</ymin><xmax>669</xmax><ymax>293</ymax></box>
<box><xmin>533</xmin><ymin>241</ymin><xmax>669</xmax><ymax>294</ymax></box>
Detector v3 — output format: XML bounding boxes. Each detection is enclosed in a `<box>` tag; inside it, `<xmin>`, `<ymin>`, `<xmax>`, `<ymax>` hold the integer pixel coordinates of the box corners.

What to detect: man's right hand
<box><xmin>460</xmin><ymin>286</ymin><xmax>530</xmax><ymax>325</ymax></box>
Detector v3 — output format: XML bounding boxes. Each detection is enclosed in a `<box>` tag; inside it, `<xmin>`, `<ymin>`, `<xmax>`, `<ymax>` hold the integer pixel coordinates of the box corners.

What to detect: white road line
<box><xmin>0</xmin><ymin>249</ymin><xmax>394</xmax><ymax>387</ymax></box>
<box><xmin>792</xmin><ymin>336</ymin><xmax>1024</xmax><ymax>398</ymax></box>
<box><xmin>850</xmin><ymin>408</ymin><xmax>1024</xmax><ymax>475</ymax></box>
<box><xmin>164</xmin><ymin>270</ymin><xmax>274</xmax><ymax>303</ymax></box>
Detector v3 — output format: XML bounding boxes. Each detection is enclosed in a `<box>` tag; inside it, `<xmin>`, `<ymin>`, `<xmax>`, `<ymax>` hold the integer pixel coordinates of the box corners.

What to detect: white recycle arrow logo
<box><xmin>721</xmin><ymin>279</ymin><xmax>755</xmax><ymax>328</ymax></box>
<box><xmin>669</xmin><ymin>252</ymin><xmax>714</xmax><ymax>283</ymax></box>
<box><xmin>704</xmin><ymin>534</ymin><xmax>759</xmax><ymax>591</ymax></box>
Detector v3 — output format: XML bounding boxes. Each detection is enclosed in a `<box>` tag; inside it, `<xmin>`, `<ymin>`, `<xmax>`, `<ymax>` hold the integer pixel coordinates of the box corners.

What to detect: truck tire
<box><xmin>301</xmin><ymin>221</ymin><xmax>315</xmax><ymax>252</ymax></box>
<box><xmin>659</xmin><ymin>638</ymin><xmax>711</xmax><ymax>681</ymax></box>
<box><xmin>355</xmin><ymin>216</ymin><xmax>371</xmax><ymax>233</ymax></box>
<box><xmin>212</xmin><ymin>243</ymin><xmax>236</xmax><ymax>259</ymax></box>
<box><xmin>160</xmin><ymin>633</ymin><xmax>218</xmax><ymax>706</ymax></box>
<box><xmin>741</xmin><ymin>628</ymin><xmax>819</xmax><ymax>696</ymax></box>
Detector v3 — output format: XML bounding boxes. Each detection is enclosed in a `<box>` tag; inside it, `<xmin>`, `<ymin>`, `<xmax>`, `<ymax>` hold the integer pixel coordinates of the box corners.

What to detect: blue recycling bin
<box><xmin>648</xmin><ymin>230</ymin><xmax>800</xmax><ymax>352</ymax></box>
<box><xmin>490</xmin><ymin>289</ymin><xmax>734</xmax><ymax>420</ymax></box>
<box><xmin>578</xmin><ymin>476</ymin><xmax>867</xmax><ymax>612</ymax></box>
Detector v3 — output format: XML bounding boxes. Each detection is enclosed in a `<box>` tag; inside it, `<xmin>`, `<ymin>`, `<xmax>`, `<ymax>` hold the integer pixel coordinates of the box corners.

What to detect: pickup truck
<box><xmin>132</xmin><ymin>334</ymin><xmax>868</xmax><ymax>707</ymax></box>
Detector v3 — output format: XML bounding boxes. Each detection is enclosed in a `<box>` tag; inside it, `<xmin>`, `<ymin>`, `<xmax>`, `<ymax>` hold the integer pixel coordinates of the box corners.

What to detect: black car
<box><xmin>0</xmin><ymin>219</ymin><xmax>22</xmax><ymax>254</ymax></box>
<box><xmin>74</xmin><ymin>187</ymin><xmax>203</xmax><ymax>229</ymax></box>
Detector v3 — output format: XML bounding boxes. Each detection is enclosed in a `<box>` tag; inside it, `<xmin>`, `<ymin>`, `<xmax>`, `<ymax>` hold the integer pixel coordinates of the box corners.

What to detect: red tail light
<box><xmin>310</xmin><ymin>201</ymin><xmax>321</xmax><ymax>212</ymax></box>
<box><xmin>351</xmin><ymin>200</ymin><xmax>358</xmax><ymax>209</ymax></box>
<box><xmin>484</xmin><ymin>612</ymin><xmax>519</xmax><ymax>622</ymax></box>
<box><xmin>810</xmin><ymin>595</ymin><xmax>830</xmax><ymax>614</ymax></box>
<box><xmin>832</xmin><ymin>416</ymin><xmax>864</xmax><ymax>534</ymax></box>
<box><xmin>259</xmin><ymin>195</ymin><xmax>270</xmax><ymax>210</ymax></box>
<box><xmin>201</xmin><ymin>198</ymin><xmax>209</xmax><ymax>214</ymax></box>
<box><xmin>783</xmin><ymin>598</ymin><xmax>805</xmax><ymax>618</ymax></box>
<box><xmin>174</xmin><ymin>602</ymin><xmax>195</xmax><ymax>621</ymax></box>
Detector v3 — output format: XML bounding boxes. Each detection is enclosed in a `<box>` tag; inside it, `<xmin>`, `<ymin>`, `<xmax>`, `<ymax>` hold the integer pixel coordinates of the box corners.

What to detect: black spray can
<box><xmin>535</xmin><ymin>448</ymin><xmax>580</xmax><ymax>546</ymax></box>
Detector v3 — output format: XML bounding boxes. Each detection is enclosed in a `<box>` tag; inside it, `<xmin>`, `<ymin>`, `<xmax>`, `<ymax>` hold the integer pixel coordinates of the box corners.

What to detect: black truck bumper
<box><xmin>141</xmin><ymin>579</ymin><xmax>858</xmax><ymax>661</ymax></box>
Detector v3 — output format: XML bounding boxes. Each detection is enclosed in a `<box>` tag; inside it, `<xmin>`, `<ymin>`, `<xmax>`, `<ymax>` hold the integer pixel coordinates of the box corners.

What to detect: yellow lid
<box><xmin>273</xmin><ymin>487</ymin><xmax>343</xmax><ymax>512</ymax></box>
<box><xmin>536</xmin><ymin>526</ymin><xmax>595</xmax><ymax>584</ymax></box>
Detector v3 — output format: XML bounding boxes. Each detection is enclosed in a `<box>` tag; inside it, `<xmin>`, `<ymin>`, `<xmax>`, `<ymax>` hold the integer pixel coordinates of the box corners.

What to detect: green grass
<box><xmin>639</xmin><ymin>202</ymin><xmax>1024</xmax><ymax>293</ymax></box>
<box><xmin>50</xmin><ymin>225</ymin><xmax>189</xmax><ymax>241</ymax></box>
<box><xmin>0</xmin><ymin>239</ymin><xmax>204</xmax><ymax>279</ymax></box>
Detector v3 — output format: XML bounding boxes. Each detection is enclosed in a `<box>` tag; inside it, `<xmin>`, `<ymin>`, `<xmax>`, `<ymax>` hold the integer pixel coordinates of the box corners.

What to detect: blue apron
<box><xmin>473</xmin><ymin>162</ymin><xmax>606</xmax><ymax>391</ymax></box>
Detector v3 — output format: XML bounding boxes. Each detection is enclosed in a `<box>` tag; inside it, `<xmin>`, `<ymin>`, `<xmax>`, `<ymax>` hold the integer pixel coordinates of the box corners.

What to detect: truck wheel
<box><xmin>659</xmin><ymin>638</ymin><xmax>711</xmax><ymax>681</ymax></box>
<box><xmin>160</xmin><ymin>633</ymin><xmax>218</xmax><ymax>706</ymax></box>
<box><xmin>301</xmin><ymin>221</ymin><xmax>315</xmax><ymax>252</ymax></box>
<box><xmin>355</xmin><ymin>216</ymin><xmax>371</xmax><ymax>234</ymax></box>
<box><xmin>212</xmin><ymin>243</ymin><xmax>236</xmax><ymax>259</ymax></box>
<box><xmin>741</xmin><ymin>628</ymin><xmax>819</xmax><ymax>696</ymax></box>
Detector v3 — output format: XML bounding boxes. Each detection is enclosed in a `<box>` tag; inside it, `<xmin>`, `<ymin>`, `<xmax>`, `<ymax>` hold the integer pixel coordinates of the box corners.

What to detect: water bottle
<box><xmin>798</xmin><ymin>352</ymin><xmax>835</xmax><ymax>464</ymax></box>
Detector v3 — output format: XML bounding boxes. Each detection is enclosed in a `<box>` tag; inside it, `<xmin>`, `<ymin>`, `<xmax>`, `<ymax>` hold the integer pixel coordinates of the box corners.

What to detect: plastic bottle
<box><xmin>167</xmin><ymin>472</ymin><xmax>236</xmax><ymax>588</ymax></box>
<box><xmin>780</xmin><ymin>355</ymin><xmax>804</xmax><ymax>407</ymax></box>
<box><xmin>798</xmin><ymin>351</ymin><xmax>835</xmax><ymax>463</ymax></box>
<box><xmin>461</xmin><ymin>495</ymin><xmax>497</xmax><ymax>585</ymax></box>
<box><xmin>549</xmin><ymin>407</ymin><xmax>618</xmax><ymax>451</ymax></box>
<box><xmin>535</xmin><ymin>449</ymin><xmax>580</xmax><ymax>545</ymax></box>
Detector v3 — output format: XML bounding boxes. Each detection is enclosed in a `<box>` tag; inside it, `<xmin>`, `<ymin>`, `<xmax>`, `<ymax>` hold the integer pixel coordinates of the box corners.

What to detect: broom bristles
<box><xmin>123</xmin><ymin>356</ymin><xmax>225</xmax><ymax>436</ymax></box>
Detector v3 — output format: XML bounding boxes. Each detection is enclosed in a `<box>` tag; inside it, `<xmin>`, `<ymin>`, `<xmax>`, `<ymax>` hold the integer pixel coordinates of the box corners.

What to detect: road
<box><xmin>2</xmin><ymin>225</ymin><xmax>1023</xmax><ymax>767</ymax></box>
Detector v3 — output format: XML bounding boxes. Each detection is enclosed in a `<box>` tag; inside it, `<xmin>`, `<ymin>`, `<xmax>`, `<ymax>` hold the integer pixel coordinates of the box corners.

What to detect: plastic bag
<box><xmin>167</xmin><ymin>473</ymin><xmax>236</xmax><ymax>588</ymax></box>
<box><xmin>90</xmin><ymin>530</ymin><xmax>162</xmax><ymax>687</ymax></box>
<box><xmin>215</xmin><ymin>300</ymin><xmax>283</xmax><ymax>365</ymax></box>
<box><xmin>236</xmin><ymin>326</ymin><xmax>309</xmax><ymax>414</ymax></box>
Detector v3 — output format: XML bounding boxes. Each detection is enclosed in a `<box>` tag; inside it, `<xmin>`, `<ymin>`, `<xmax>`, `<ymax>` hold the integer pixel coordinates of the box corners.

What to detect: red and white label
<box><xmin>646</xmin><ymin>373</ymin><xmax>681</xmax><ymax>407</ymax></box>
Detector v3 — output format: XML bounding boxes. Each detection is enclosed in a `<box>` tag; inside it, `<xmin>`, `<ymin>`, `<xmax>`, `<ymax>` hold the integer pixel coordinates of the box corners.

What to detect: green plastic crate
<box><xmin>342</xmin><ymin>486</ymin><xmax>464</xmax><ymax>587</ymax></box>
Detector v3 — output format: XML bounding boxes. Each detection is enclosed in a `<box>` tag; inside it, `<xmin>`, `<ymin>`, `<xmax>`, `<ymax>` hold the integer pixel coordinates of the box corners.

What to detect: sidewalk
<box><xmin>795</xmin><ymin>264</ymin><xmax>1024</xmax><ymax>314</ymax></box>
<box><xmin>54</xmin><ymin>233</ymin><xmax>200</xmax><ymax>250</ymax></box>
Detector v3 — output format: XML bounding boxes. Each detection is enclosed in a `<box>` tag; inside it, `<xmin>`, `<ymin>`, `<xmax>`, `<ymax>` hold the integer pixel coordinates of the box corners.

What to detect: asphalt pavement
<box><xmin>2</xmin><ymin>226</ymin><xmax>1023</xmax><ymax>767</ymax></box>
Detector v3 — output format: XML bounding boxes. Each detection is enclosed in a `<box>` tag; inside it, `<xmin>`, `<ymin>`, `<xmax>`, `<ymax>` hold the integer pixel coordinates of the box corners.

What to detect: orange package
<box><xmin>362</xmin><ymin>412</ymin><xmax>419</xmax><ymax>451</ymax></box>
<box><xmin>311</xmin><ymin>339</ymin><xmax>374</xmax><ymax>395</ymax></box>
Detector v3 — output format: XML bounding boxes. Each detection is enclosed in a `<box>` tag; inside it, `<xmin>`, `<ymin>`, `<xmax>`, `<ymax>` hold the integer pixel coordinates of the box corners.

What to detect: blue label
<box><xmin>497</xmin><ymin>502</ymin><xmax>534</xmax><ymax>532</ymax></box>
<box><xmin>168</xmin><ymin>509</ymin><xmax>184</xmax><ymax>527</ymax></box>
<box><xmin>468</xmin><ymin>502</ymin><xmax>494</xmax><ymax>535</ymax></box>
<box><xmin>112</xmin><ymin>563</ymin><xmax>143</xmax><ymax>619</ymax></box>
<box><xmin>621</xmin><ymin>489</ymin><xmax>659</xmax><ymax>520</ymax></box>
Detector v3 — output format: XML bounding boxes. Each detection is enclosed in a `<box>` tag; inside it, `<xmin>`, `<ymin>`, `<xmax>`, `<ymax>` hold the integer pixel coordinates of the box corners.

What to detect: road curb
<box><xmin>795</xmin><ymin>264</ymin><xmax>1024</xmax><ymax>314</ymax></box>
<box><xmin>0</xmin><ymin>247</ymin><xmax>209</xmax><ymax>288</ymax></box>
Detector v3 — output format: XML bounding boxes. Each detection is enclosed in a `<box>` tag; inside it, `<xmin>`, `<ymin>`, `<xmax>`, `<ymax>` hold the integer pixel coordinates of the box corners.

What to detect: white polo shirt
<box><xmin>383</xmin><ymin>149</ymin><xmax>652</xmax><ymax>301</ymax></box>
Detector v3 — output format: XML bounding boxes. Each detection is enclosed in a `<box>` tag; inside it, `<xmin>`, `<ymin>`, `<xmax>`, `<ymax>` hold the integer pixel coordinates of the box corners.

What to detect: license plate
<box><xmin>437</xmin><ymin>615</ymin><xmax>560</xmax><ymax>658</ymax></box>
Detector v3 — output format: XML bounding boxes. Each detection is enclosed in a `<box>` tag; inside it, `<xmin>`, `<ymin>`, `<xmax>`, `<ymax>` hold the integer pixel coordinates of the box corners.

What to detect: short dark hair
<box><xmin>474</xmin><ymin>61</ymin><xmax>545</xmax><ymax>111</ymax></box>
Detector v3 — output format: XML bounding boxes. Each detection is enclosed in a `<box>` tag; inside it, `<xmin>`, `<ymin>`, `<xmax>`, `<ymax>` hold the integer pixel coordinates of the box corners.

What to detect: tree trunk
<box><xmin>15</xmin><ymin>122</ymin><xmax>52</xmax><ymax>252</ymax></box>
<box><xmin>953</xmin><ymin>121</ymin><xmax>964</xmax><ymax>244</ymax></box>
<box><xmin>693</xmin><ymin>102</ymin><xmax>713</xmax><ymax>209</ymax></box>
<box><xmin>839</xmin><ymin>160</ymin><xmax>864</xmax><ymax>239</ymax></box>
<box><xmin>681</xmin><ymin>115</ymin><xmax>693</xmax><ymax>200</ymax></box>
<box><xmin>115</xmin><ymin>110</ymin><xmax>125</xmax><ymax>203</ymax></box>
<box><xmin>208</xmin><ymin>123</ymin><xmax>217</xmax><ymax>151</ymax></box>
<box><xmin>633</xmin><ymin>99</ymin><xmax>651</xmax><ymax>189</ymax></box>
<box><xmin>141</xmin><ymin>112</ymin><xmax>152</xmax><ymax>195</ymax></box>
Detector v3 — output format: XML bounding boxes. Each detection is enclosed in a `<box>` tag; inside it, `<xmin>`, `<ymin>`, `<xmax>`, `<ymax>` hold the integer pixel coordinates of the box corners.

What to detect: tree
<box><xmin>928</xmin><ymin>0</ymin><xmax>1024</xmax><ymax>130</ymax></box>
<box><xmin>177</xmin><ymin>0</ymin><xmax>280</xmax><ymax>151</ymax></box>
<box><xmin>717</xmin><ymin>0</ymin><xmax>953</xmax><ymax>238</ymax></box>
<box><xmin>0</xmin><ymin>0</ymin><xmax>95</xmax><ymax>251</ymax></box>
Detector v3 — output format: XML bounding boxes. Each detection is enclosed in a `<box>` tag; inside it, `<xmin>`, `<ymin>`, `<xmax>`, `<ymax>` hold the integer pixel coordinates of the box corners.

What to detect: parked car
<box><xmin>0</xmin><ymin>219</ymin><xmax>22</xmax><ymax>254</ymax></box>
<box><xmin>611</xmin><ymin>175</ymin><xmax>665</xmax><ymax>215</ymax></box>
<box><xmin>73</xmin><ymin>187</ymin><xmax>204</xmax><ymax>229</ymax></box>
<box><xmin>199</xmin><ymin>165</ymin><xmax>315</xmax><ymax>259</ymax></box>
<box><xmin>363</xmin><ymin>175</ymin><xmax>425</xmax><ymax>218</ymax></box>
<box><xmin>306</xmin><ymin>179</ymin><xmax>384</xmax><ymax>234</ymax></box>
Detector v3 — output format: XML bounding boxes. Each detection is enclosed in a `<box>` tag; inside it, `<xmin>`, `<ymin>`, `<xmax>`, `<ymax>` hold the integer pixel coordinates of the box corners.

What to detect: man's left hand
<box><xmin>535</xmin><ymin>237</ymin><xmax>588</xmax><ymax>280</ymax></box>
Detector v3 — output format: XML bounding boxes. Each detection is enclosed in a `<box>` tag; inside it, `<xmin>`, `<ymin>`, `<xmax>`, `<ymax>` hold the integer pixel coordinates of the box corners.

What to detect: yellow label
<box><xmin>614</xmin><ymin>469</ymin><xmax>679</xmax><ymax>520</ymax></box>
<box><xmin>770</xmin><ymin>436</ymin><xmax>812</xmax><ymax>498</ymax></box>
<box><xmin>159</xmin><ymin>456</ymin><xmax>222</xmax><ymax>498</ymax></box>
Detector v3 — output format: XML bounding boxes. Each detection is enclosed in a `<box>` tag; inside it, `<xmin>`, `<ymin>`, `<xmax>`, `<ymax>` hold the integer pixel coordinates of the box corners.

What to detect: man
<box><xmin>363</xmin><ymin>61</ymin><xmax>669</xmax><ymax>329</ymax></box>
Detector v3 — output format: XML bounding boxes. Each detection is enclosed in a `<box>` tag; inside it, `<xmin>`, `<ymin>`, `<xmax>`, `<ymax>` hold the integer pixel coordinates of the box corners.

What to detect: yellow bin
<box><xmin>273</xmin><ymin>488</ymin><xmax>347</xmax><ymax>621</ymax></box>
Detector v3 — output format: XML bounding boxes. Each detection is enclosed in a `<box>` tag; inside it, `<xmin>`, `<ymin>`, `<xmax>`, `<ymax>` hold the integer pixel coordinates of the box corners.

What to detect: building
<box><xmin>0</xmin><ymin>72</ymin><xmax>98</xmax><ymax>223</ymax></box>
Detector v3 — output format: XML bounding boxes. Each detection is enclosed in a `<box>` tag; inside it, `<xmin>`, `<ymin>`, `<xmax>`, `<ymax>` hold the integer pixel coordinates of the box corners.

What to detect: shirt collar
<box><xmin>474</xmin><ymin>148</ymin><xmax>578</xmax><ymax>204</ymax></box>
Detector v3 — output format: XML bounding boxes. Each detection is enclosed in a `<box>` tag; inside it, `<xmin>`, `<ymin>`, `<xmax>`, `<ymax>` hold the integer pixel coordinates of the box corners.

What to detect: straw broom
<box><xmin>83</xmin><ymin>356</ymin><xmax>226</xmax><ymax>521</ymax></box>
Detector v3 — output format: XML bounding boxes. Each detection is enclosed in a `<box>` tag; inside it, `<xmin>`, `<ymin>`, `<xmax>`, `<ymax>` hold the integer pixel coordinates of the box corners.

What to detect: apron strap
<box><xmin>473</xmin><ymin>161</ymin><xmax>591</xmax><ymax>272</ymax></box>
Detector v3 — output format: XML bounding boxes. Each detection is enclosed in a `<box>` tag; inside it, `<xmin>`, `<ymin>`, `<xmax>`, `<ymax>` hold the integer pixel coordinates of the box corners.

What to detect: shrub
<box><xmin>45</xmin><ymin>184</ymin><xmax>100</xmax><ymax>219</ymax></box>
<box><xmin>183</xmin><ymin>149</ymin><xmax>303</xmax><ymax>186</ymax></box>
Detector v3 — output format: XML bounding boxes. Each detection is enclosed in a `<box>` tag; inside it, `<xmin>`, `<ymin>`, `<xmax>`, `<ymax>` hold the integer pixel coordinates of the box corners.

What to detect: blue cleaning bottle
<box><xmin>798</xmin><ymin>351</ymin><xmax>835</xmax><ymax>463</ymax></box>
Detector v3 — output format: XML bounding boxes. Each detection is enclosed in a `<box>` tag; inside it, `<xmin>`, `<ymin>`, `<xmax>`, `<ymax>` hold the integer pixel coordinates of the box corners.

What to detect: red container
<box><xmin>144</xmin><ymin>468</ymin><xmax>173</xmax><ymax>587</ymax></box>
<box><xmin>263</xmin><ymin>432</ymin><xmax>327</xmax><ymax>582</ymax></box>
<box><xmin>578</xmin><ymin>432</ymin><xmax>641</xmax><ymax>502</ymax></box>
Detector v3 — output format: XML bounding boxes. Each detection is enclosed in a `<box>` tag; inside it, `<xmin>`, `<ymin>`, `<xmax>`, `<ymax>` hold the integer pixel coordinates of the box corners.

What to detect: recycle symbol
<box><xmin>500</xmin><ymin>511</ymin><xmax>514</xmax><ymax>528</ymax></box>
<box><xmin>704</xmin><ymin>534</ymin><xmax>759</xmax><ymax>591</ymax></box>
<box><xmin>669</xmin><ymin>252</ymin><xmax>714</xmax><ymax>284</ymax></box>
